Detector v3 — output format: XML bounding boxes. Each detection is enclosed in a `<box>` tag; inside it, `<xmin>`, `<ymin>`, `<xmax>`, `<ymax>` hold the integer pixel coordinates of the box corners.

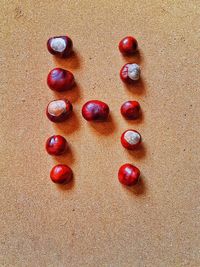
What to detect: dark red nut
<box><xmin>118</xmin><ymin>163</ymin><xmax>140</xmax><ymax>186</ymax></box>
<box><xmin>118</xmin><ymin>36</ymin><xmax>138</xmax><ymax>54</ymax></box>
<box><xmin>47</xmin><ymin>35</ymin><xmax>73</xmax><ymax>57</ymax></box>
<box><xmin>120</xmin><ymin>63</ymin><xmax>140</xmax><ymax>83</ymax></box>
<box><xmin>121</xmin><ymin>101</ymin><xmax>140</xmax><ymax>120</ymax></box>
<box><xmin>47</xmin><ymin>68</ymin><xmax>74</xmax><ymax>92</ymax></box>
<box><xmin>121</xmin><ymin>129</ymin><xmax>141</xmax><ymax>150</ymax></box>
<box><xmin>50</xmin><ymin>164</ymin><xmax>73</xmax><ymax>184</ymax></box>
<box><xmin>82</xmin><ymin>100</ymin><xmax>109</xmax><ymax>121</ymax></box>
<box><xmin>46</xmin><ymin>99</ymin><xmax>73</xmax><ymax>123</ymax></box>
<box><xmin>46</xmin><ymin>135</ymin><xmax>67</xmax><ymax>156</ymax></box>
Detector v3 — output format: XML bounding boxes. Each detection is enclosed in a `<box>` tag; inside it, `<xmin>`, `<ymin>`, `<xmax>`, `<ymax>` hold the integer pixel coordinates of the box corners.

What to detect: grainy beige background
<box><xmin>0</xmin><ymin>1</ymin><xmax>200</xmax><ymax>266</ymax></box>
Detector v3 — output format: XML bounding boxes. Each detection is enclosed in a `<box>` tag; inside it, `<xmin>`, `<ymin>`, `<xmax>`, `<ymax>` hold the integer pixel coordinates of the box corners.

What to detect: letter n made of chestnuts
<box><xmin>45</xmin><ymin>34</ymin><xmax>143</xmax><ymax>188</ymax></box>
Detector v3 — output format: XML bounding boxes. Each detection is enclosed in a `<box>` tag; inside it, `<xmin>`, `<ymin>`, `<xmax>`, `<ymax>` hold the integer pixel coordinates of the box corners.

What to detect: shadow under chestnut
<box><xmin>123</xmin><ymin>78</ymin><xmax>146</xmax><ymax>96</ymax></box>
<box><xmin>88</xmin><ymin>113</ymin><xmax>117</xmax><ymax>136</ymax></box>
<box><xmin>125</xmin><ymin>175</ymin><xmax>147</xmax><ymax>196</ymax></box>
<box><xmin>56</xmin><ymin>178</ymin><xmax>75</xmax><ymax>191</ymax></box>
<box><xmin>53</xmin><ymin>82</ymin><xmax>82</xmax><ymax>104</ymax></box>
<box><xmin>127</xmin><ymin>142</ymin><xmax>146</xmax><ymax>159</ymax></box>
<box><xmin>121</xmin><ymin>50</ymin><xmax>143</xmax><ymax>64</ymax></box>
<box><xmin>53</xmin><ymin>112</ymin><xmax>80</xmax><ymax>135</ymax></box>
<box><xmin>53</xmin><ymin>50</ymin><xmax>82</xmax><ymax>70</ymax></box>
<box><xmin>122</xmin><ymin>108</ymin><xmax>144</xmax><ymax>124</ymax></box>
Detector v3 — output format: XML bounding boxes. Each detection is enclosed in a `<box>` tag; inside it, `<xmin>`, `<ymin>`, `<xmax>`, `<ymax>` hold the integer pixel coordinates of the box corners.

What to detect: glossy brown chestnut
<box><xmin>50</xmin><ymin>164</ymin><xmax>73</xmax><ymax>184</ymax></box>
<box><xmin>118</xmin><ymin>36</ymin><xmax>138</xmax><ymax>54</ymax></box>
<box><xmin>118</xmin><ymin>163</ymin><xmax>140</xmax><ymax>186</ymax></box>
<box><xmin>47</xmin><ymin>68</ymin><xmax>74</xmax><ymax>92</ymax></box>
<box><xmin>46</xmin><ymin>99</ymin><xmax>73</xmax><ymax>123</ymax></box>
<box><xmin>46</xmin><ymin>135</ymin><xmax>67</xmax><ymax>156</ymax></box>
<box><xmin>82</xmin><ymin>100</ymin><xmax>109</xmax><ymax>121</ymax></box>
<box><xmin>121</xmin><ymin>129</ymin><xmax>141</xmax><ymax>150</ymax></box>
<box><xmin>121</xmin><ymin>101</ymin><xmax>140</xmax><ymax>120</ymax></box>
<box><xmin>47</xmin><ymin>35</ymin><xmax>73</xmax><ymax>57</ymax></box>
<box><xmin>120</xmin><ymin>63</ymin><xmax>140</xmax><ymax>83</ymax></box>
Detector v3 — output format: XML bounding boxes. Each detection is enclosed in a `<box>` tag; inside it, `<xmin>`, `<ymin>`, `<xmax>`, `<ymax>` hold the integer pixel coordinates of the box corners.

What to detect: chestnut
<box><xmin>50</xmin><ymin>164</ymin><xmax>73</xmax><ymax>184</ymax></box>
<box><xmin>121</xmin><ymin>129</ymin><xmax>141</xmax><ymax>150</ymax></box>
<box><xmin>82</xmin><ymin>100</ymin><xmax>109</xmax><ymax>121</ymax></box>
<box><xmin>46</xmin><ymin>135</ymin><xmax>67</xmax><ymax>156</ymax></box>
<box><xmin>118</xmin><ymin>36</ymin><xmax>138</xmax><ymax>55</ymax></box>
<box><xmin>47</xmin><ymin>35</ymin><xmax>73</xmax><ymax>57</ymax></box>
<box><xmin>46</xmin><ymin>99</ymin><xmax>73</xmax><ymax>123</ymax></box>
<box><xmin>120</xmin><ymin>63</ymin><xmax>140</xmax><ymax>83</ymax></box>
<box><xmin>118</xmin><ymin>163</ymin><xmax>140</xmax><ymax>186</ymax></box>
<box><xmin>47</xmin><ymin>68</ymin><xmax>74</xmax><ymax>92</ymax></box>
<box><xmin>121</xmin><ymin>101</ymin><xmax>140</xmax><ymax>120</ymax></box>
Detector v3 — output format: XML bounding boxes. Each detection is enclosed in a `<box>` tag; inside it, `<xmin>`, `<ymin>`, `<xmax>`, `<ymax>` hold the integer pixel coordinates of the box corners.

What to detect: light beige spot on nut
<box><xmin>50</xmin><ymin>38</ymin><xmax>66</xmax><ymax>52</ymax></box>
<box><xmin>127</xmin><ymin>63</ymin><xmax>140</xmax><ymax>80</ymax></box>
<box><xmin>48</xmin><ymin>100</ymin><xmax>66</xmax><ymax>116</ymax></box>
<box><xmin>124</xmin><ymin>130</ymin><xmax>141</xmax><ymax>145</ymax></box>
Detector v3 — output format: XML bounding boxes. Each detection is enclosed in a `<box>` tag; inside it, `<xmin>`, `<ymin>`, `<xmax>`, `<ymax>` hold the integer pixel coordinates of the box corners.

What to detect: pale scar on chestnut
<box><xmin>48</xmin><ymin>100</ymin><xmax>66</xmax><ymax>116</ymax></box>
<box><xmin>50</xmin><ymin>38</ymin><xmax>66</xmax><ymax>52</ymax></box>
<box><xmin>124</xmin><ymin>131</ymin><xmax>141</xmax><ymax>145</ymax></box>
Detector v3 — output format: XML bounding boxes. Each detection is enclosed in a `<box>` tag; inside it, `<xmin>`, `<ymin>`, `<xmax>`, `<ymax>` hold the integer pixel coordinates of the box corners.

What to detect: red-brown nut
<box><xmin>121</xmin><ymin>129</ymin><xmax>141</xmax><ymax>150</ymax></box>
<box><xmin>47</xmin><ymin>68</ymin><xmax>74</xmax><ymax>92</ymax></box>
<box><xmin>50</xmin><ymin>164</ymin><xmax>73</xmax><ymax>184</ymax></box>
<box><xmin>118</xmin><ymin>163</ymin><xmax>140</xmax><ymax>186</ymax></box>
<box><xmin>46</xmin><ymin>135</ymin><xmax>67</xmax><ymax>156</ymax></box>
<box><xmin>119</xmin><ymin>36</ymin><xmax>138</xmax><ymax>55</ymax></box>
<box><xmin>121</xmin><ymin>101</ymin><xmax>140</xmax><ymax>120</ymax></box>
<box><xmin>46</xmin><ymin>99</ymin><xmax>73</xmax><ymax>123</ymax></box>
<box><xmin>47</xmin><ymin>35</ymin><xmax>73</xmax><ymax>57</ymax></box>
<box><xmin>82</xmin><ymin>100</ymin><xmax>109</xmax><ymax>121</ymax></box>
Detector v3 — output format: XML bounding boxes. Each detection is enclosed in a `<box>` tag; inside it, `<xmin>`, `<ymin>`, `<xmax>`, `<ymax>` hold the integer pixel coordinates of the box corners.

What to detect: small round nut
<box><xmin>50</xmin><ymin>164</ymin><xmax>73</xmax><ymax>184</ymax></box>
<box><xmin>47</xmin><ymin>35</ymin><xmax>73</xmax><ymax>57</ymax></box>
<box><xmin>118</xmin><ymin>163</ymin><xmax>140</xmax><ymax>186</ymax></box>
<box><xmin>82</xmin><ymin>100</ymin><xmax>109</xmax><ymax>121</ymax></box>
<box><xmin>119</xmin><ymin>36</ymin><xmax>138</xmax><ymax>55</ymax></box>
<box><xmin>47</xmin><ymin>68</ymin><xmax>75</xmax><ymax>92</ymax></box>
<box><xmin>121</xmin><ymin>101</ymin><xmax>140</xmax><ymax>120</ymax></box>
<box><xmin>46</xmin><ymin>135</ymin><xmax>67</xmax><ymax>156</ymax></box>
